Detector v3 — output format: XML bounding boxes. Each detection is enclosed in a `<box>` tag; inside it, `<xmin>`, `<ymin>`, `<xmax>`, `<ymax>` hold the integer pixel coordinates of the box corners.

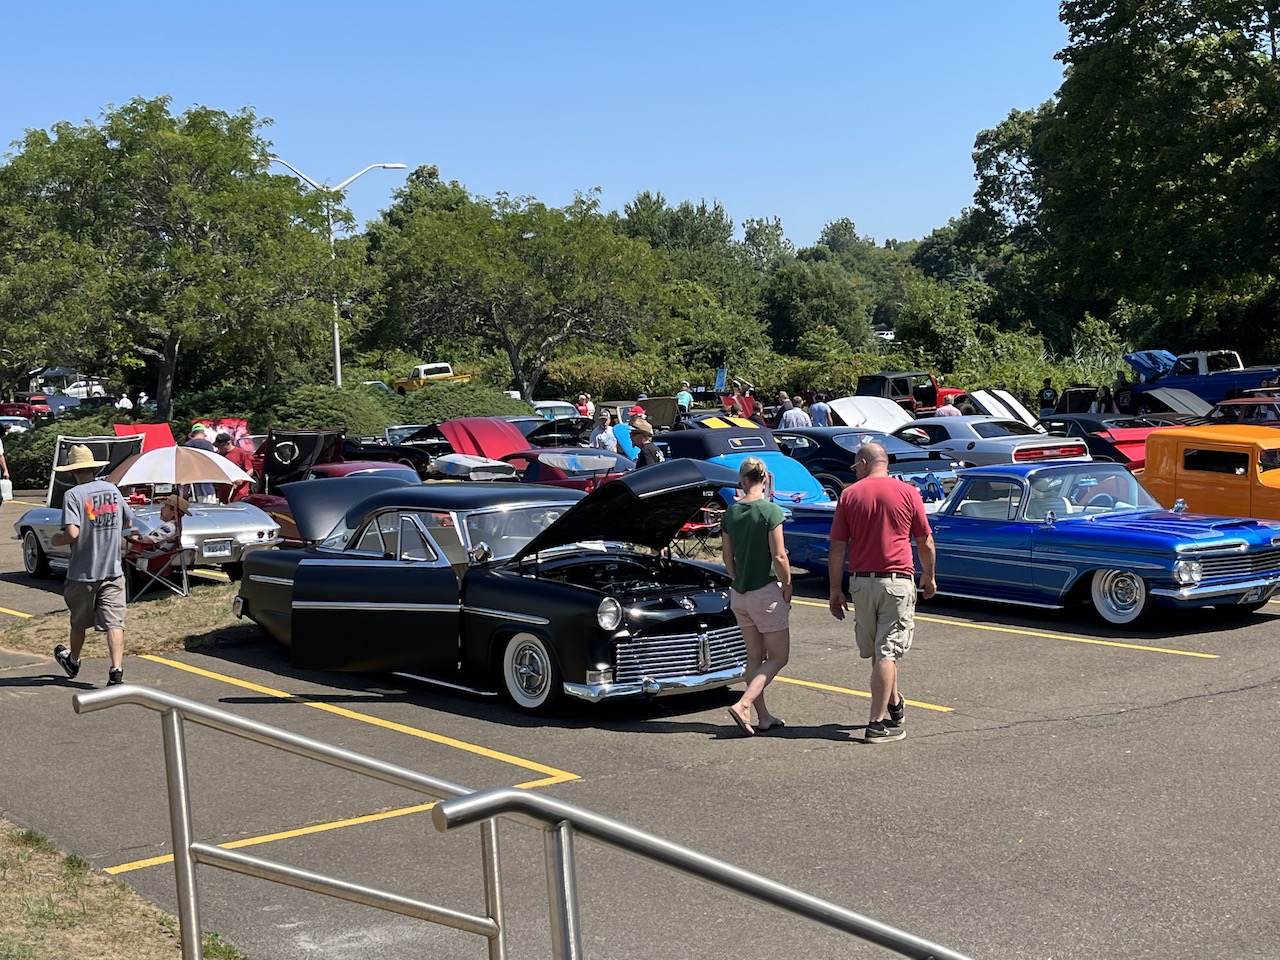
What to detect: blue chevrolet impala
<box><xmin>930</xmin><ymin>461</ymin><xmax>1280</xmax><ymax>624</ymax></box>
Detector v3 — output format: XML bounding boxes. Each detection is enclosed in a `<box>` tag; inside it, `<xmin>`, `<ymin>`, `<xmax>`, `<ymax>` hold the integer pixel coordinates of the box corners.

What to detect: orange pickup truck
<box><xmin>1142</xmin><ymin>425</ymin><xmax>1280</xmax><ymax>519</ymax></box>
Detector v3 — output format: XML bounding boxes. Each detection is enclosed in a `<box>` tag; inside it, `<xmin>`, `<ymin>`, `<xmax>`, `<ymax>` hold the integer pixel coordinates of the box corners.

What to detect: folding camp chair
<box><xmin>673</xmin><ymin>506</ymin><xmax>723</xmax><ymax>559</ymax></box>
<box><xmin>125</xmin><ymin>523</ymin><xmax>190</xmax><ymax>600</ymax></box>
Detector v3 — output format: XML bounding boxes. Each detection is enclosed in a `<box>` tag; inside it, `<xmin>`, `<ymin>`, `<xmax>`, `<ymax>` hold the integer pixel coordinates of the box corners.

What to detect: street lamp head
<box><xmin>379</xmin><ymin>163</ymin><xmax>408</xmax><ymax>170</ymax></box>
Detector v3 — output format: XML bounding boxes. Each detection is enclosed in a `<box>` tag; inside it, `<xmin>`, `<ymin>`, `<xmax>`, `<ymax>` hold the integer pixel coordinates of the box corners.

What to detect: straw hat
<box><xmin>163</xmin><ymin>494</ymin><xmax>191</xmax><ymax>516</ymax></box>
<box><xmin>630</xmin><ymin>419</ymin><xmax>654</xmax><ymax>437</ymax></box>
<box><xmin>54</xmin><ymin>445</ymin><xmax>108</xmax><ymax>472</ymax></box>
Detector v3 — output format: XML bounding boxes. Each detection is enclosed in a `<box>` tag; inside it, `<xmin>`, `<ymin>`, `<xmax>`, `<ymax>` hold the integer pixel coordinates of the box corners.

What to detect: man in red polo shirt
<box><xmin>827</xmin><ymin>441</ymin><xmax>935</xmax><ymax>743</ymax></box>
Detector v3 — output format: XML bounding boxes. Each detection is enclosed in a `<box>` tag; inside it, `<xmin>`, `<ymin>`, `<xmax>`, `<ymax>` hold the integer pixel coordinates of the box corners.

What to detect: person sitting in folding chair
<box><xmin>124</xmin><ymin>494</ymin><xmax>191</xmax><ymax>599</ymax></box>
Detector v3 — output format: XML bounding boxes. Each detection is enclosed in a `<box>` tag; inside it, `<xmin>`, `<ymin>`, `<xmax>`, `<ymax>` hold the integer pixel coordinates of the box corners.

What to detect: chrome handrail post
<box><xmin>543</xmin><ymin>819</ymin><xmax>583</xmax><ymax>960</ymax></box>
<box><xmin>161</xmin><ymin>706</ymin><xmax>204</xmax><ymax>960</ymax></box>
<box><xmin>480</xmin><ymin>818</ymin><xmax>506</xmax><ymax>960</ymax></box>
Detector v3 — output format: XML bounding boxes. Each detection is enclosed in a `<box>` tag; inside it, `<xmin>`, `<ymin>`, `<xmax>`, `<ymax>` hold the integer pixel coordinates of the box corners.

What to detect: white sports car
<box><xmin>892</xmin><ymin>416</ymin><xmax>1090</xmax><ymax>467</ymax></box>
<box><xmin>14</xmin><ymin>434</ymin><xmax>280</xmax><ymax>582</ymax></box>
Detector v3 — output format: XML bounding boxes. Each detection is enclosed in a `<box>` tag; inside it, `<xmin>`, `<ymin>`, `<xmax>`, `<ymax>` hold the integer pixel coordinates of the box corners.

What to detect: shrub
<box><xmin>397</xmin><ymin>381</ymin><xmax>531</xmax><ymax>423</ymax></box>
<box><xmin>266</xmin><ymin>385</ymin><xmax>398</xmax><ymax>437</ymax></box>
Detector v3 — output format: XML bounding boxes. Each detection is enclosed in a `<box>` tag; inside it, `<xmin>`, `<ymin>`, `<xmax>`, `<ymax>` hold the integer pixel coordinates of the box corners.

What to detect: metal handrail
<box><xmin>75</xmin><ymin>684</ymin><xmax>973</xmax><ymax>960</ymax></box>
<box><xmin>73</xmin><ymin>685</ymin><xmax>506</xmax><ymax>960</ymax></box>
<box><xmin>434</xmin><ymin>788</ymin><xmax>974</xmax><ymax>960</ymax></box>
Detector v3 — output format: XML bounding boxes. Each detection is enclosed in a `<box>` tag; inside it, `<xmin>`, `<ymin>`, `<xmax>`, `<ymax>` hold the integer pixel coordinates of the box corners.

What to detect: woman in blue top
<box><xmin>721</xmin><ymin>457</ymin><xmax>792</xmax><ymax>735</ymax></box>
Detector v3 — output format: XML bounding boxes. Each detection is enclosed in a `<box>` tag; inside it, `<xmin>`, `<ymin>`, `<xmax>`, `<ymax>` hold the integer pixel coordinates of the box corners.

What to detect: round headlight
<box><xmin>1174</xmin><ymin>560</ymin><xmax>1203</xmax><ymax>585</ymax></box>
<box><xmin>597</xmin><ymin>597</ymin><xmax>623</xmax><ymax>631</ymax></box>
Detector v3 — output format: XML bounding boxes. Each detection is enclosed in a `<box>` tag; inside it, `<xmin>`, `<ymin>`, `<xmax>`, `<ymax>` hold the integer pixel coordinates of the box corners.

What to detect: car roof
<box><xmin>1146</xmin><ymin>424</ymin><xmax>1280</xmax><ymax>448</ymax></box>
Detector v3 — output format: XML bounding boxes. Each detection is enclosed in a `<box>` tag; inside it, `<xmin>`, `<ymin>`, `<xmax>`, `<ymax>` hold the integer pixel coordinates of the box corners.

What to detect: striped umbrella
<box><xmin>105</xmin><ymin>446</ymin><xmax>252</xmax><ymax>487</ymax></box>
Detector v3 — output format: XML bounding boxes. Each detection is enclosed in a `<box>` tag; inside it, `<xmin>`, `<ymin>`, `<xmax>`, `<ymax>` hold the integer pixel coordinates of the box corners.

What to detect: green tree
<box><xmin>369</xmin><ymin>181</ymin><xmax>663</xmax><ymax>399</ymax></box>
<box><xmin>0</xmin><ymin>96</ymin><xmax>333</xmax><ymax>418</ymax></box>
<box><xmin>761</xmin><ymin>259</ymin><xmax>872</xmax><ymax>354</ymax></box>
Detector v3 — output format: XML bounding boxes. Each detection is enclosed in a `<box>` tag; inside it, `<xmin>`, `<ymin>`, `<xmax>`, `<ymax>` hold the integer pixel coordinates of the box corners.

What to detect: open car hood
<box><xmin>828</xmin><ymin>396</ymin><xmax>913</xmax><ymax>432</ymax></box>
<box><xmin>438</xmin><ymin>418</ymin><xmax>530</xmax><ymax>459</ymax></box>
<box><xmin>262</xmin><ymin>429</ymin><xmax>345</xmax><ymax>492</ymax></box>
<box><xmin>429</xmin><ymin>454</ymin><xmax>518</xmax><ymax>481</ymax></box>
<box><xmin>282</xmin><ymin>474</ymin><xmax>418</xmax><ymax>543</ymax></box>
<box><xmin>513</xmin><ymin>458</ymin><xmax>741</xmax><ymax>561</ymax></box>
<box><xmin>964</xmin><ymin>389</ymin><xmax>1043</xmax><ymax>429</ymax></box>
<box><xmin>1125</xmin><ymin>350</ymin><xmax>1178</xmax><ymax>380</ymax></box>
<box><xmin>47</xmin><ymin>434</ymin><xmax>145</xmax><ymax>509</ymax></box>
<box><xmin>1146</xmin><ymin>388</ymin><xmax>1213</xmax><ymax>416</ymax></box>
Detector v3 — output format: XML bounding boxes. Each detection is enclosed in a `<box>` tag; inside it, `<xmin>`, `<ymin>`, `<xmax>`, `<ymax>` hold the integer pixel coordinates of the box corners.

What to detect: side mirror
<box><xmin>471</xmin><ymin>541</ymin><xmax>493</xmax><ymax>563</ymax></box>
<box><xmin>1044</xmin><ymin>510</ymin><xmax>1057</xmax><ymax>525</ymax></box>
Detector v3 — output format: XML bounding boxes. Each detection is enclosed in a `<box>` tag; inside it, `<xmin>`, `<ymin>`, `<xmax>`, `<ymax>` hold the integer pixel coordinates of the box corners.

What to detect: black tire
<box><xmin>815</xmin><ymin>474</ymin><xmax>845</xmax><ymax>502</ymax></box>
<box><xmin>222</xmin><ymin>562</ymin><xmax>244</xmax><ymax>582</ymax></box>
<box><xmin>1090</xmin><ymin>569</ymin><xmax>1149</xmax><ymax>625</ymax></box>
<box><xmin>396</xmin><ymin>387</ymin><xmax>406</xmax><ymax>396</ymax></box>
<box><xmin>22</xmin><ymin>530</ymin><xmax>50</xmax><ymax>579</ymax></box>
<box><xmin>500</xmin><ymin>633</ymin><xmax>563</xmax><ymax>714</ymax></box>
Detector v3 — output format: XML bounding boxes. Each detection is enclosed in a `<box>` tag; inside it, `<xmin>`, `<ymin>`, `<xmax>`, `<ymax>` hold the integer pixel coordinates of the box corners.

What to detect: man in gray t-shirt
<box><xmin>51</xmin><ymin>445</ymin><xmax>133</xmax><ymax>686</ymax></box>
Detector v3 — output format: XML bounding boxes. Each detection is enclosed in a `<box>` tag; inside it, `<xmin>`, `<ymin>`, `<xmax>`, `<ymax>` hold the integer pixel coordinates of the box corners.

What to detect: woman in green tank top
<box><xmin>721</xmin><ymin>457</ymin><xmax>792</xmax><ymax>735</ymax></box>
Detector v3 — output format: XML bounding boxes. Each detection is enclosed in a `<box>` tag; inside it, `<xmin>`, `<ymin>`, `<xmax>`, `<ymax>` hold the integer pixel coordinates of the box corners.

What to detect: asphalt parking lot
<box><xmin>3</xmin><ymin>492</ymin><xmax>1280</xmax><ymax>960</ymax></box>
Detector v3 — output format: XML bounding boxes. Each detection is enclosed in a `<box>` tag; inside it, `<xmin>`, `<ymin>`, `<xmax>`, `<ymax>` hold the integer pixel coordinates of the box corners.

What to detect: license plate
<box><xmin>202</xmin><ymin>540</ymin><xmax>233</xmax><ymax>559</ymax></box>
<box><xmin>1241</xmin><ymin>586</ymin><xmax>1264</xmax><ymax>603</ymax></box>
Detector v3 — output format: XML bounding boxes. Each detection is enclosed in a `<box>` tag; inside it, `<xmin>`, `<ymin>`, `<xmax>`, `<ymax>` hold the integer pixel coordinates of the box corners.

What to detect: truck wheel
<box><xmin>396</xmin><ymin>387</ymin><xmax>406</xmax><ymax>396</ymax></box>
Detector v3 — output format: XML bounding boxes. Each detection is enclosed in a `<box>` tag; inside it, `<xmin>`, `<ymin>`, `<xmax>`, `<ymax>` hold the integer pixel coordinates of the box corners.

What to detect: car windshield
<box><xmin>385</xmin><ymin>425</ymin><xmax>427</xmax><ymax>444</ymax></box>
<box><xmin>1025</xmin><ymin>465</ymin><xmax>1161</xmax><ymax>517</ymax></box>
<box><xmin>463</xmin><ymin>504</ymin><xmax>571</xmax><ymax>560</ymax></box>
<box><xmin>973</xmin><ymin>420</ymin><xmax>1040</xmax><ymax>438</ymax></box>
<box><xmin>833</xmin><ymin>432</ymin><xmax>923</xmax><ymax>458</ymax></box>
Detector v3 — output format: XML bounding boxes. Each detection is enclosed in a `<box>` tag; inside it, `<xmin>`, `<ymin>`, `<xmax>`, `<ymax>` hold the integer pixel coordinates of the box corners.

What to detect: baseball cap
<box><xmin>628</xmin><ymin>404</ymin><xmax>645</xmax><ymax>416</ymax></box>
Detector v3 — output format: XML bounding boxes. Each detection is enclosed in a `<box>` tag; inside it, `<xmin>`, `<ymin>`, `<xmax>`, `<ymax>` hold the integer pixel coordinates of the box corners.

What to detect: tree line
<box><xmin>1</xmin><ymin>0</ymin><xmax>1275</xmax><ymax>422</ymax></box>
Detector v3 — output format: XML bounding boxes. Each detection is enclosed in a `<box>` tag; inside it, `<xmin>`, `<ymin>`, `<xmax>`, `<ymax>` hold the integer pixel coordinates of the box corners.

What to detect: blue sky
<box><xmin>1</xmin><ymin>2</ymin><xmax>1067</xmax><ymax>247</ymax></box>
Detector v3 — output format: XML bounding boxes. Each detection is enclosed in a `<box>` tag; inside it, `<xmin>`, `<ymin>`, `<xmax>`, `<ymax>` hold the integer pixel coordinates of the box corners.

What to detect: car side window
<box><xmin>398</xmin><ymin>516</ymin><xmax>435</xmax><ymax>561</ymax></box>
<box><xmin>1183</xmin><ymin>448</ymin><xmax>1249</xmax><ymax>476</ymax></box>
<box><xmin>924</xmin><ymin>425</ymin><xmax>949</xmax><ymax>444</ymax></box>
<box><xmin>955</xmin><ymin>480</ymin><xmax>1023</xmax><ymax>520</ymax></box>
<box><xmin>352</xmin><ymin>512</ymin><xmax>399</xmax><ymax>555</ymax></box>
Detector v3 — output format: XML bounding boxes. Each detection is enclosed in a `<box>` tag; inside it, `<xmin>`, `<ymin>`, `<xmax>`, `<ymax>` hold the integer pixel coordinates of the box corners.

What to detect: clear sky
<box><xmin>1</xmin><ymin>2</ymin><xmax>1067</xmax><ymax>247</ymax></box>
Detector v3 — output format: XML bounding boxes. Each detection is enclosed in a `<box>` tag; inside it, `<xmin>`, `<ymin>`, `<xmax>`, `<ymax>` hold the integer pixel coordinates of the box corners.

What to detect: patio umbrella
<box><xmin>106</xmin><ymin>446</ymin><xmax>252</xmax><ymax>487</ymax></box>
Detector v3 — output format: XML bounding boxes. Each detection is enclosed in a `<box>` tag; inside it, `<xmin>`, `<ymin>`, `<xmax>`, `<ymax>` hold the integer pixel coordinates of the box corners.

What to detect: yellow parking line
<box><xmin>794</xmin><ymin>597</ymin><xmax>1217</xmax><ymax>658</ymax></box>
<box><xmin>105</xmin><ymin>802</ymin><xmax>440</xmax><ymax>875</ymax></box>
<box><xmin>913</xmin><ymin>614</ymin><xmax>1217</xmax><ymax>658</ymax></box>
<box><xmin>775</xmin><ymin>676</ymin><xmax>952</xmax><ymax>712</ymax></box>
<box><xmin>0</xmin><ymin>605</ymin><xmax>32</xmax><ymax>619</ymax></box>
<box><xmin>142</xmin><ymin>655</ymin><xmax>577</xmax><ymax>779</ymax></box>
<box><xmin>104</xmin><ymin>656</ymin><xmax>581</xmax><ymax>875</ymax></box>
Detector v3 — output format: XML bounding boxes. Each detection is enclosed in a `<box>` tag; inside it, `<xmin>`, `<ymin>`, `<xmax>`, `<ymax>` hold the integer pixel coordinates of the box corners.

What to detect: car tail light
<box><xmin>1014</xmin><ymin>442</ymin><xmax>1088</xmax><ymax>461</ymax></box>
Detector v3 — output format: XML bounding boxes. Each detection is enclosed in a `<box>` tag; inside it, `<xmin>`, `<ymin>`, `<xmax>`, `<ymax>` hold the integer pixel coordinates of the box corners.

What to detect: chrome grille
<box><xmin>1199</xmin><ymin>550</ymin><xmax>1280</xmax><ymax>579</ymax></box>
<box><xmin>615</xmin><ymin>625</ymin><xmax>745</xmax><ymax>683</ymax></box>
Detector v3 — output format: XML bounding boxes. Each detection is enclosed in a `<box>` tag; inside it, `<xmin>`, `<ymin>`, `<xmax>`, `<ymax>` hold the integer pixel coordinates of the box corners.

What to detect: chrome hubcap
<box><xmin>513</xmin><ymin>643</ymin><xmax>548</xmax><ymax>698</ymax></box>
<box><xmin>1100</xmin><ymin>571</ymin><xmax>1141</xmax><ymax>614</ymax></box>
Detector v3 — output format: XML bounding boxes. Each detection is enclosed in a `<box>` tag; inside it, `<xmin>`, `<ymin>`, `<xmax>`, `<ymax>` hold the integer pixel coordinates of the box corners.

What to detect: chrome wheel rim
<box><xmin>22</xmin><ymin>533</ymin><xmax>38</xmax><ymax>573</ymax></box>
<box><xmin>1095</xmin><ymin>570</ymin><xmax>1144</xmax><ymax>621</ymax></box>
<box><xmin>510</xmin><ymin>640</ymin><xmax>549</xmax><ymax>701</ymax></box>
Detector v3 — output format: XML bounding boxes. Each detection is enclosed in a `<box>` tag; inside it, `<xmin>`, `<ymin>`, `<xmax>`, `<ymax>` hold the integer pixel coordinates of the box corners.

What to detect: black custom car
<box><xmin>772</xmin><ymin>426</ymin><xmax>962</xmax><ymax>502</ymax></box>
<box><xmin>234</xmin><ymin>459</ymin><xmax>747</xmax><ymax>713</ymax></box>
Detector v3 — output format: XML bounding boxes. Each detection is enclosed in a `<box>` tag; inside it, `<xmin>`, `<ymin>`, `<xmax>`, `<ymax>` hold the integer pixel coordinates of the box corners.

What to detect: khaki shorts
<box><xmin>850</xmin><ymin>576</ymin><xmax>915</xmax><ymax>661</ymax></box>
<box><xmin>730</xmin><ymin>581</ymin><xmax>789</xmax><ymax>634</ymax></box>
<box><xmin>65</xmin><ymin>577</ymin><xmax>126</xmax><ymax>632</ymax></box>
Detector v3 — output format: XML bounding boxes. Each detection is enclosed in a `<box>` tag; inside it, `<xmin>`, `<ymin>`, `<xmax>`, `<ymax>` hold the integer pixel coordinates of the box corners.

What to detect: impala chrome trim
<box><xmin>295</xmin><ymin>601</ymin><xmax>459</xmax><ymax>614</ymax></box>
<box><xmin>931</xmin><ymin>589</ymin><xmax>1062</xmax><ymax>610</ymax></box>
<box><xmin>1150</xmin><ymin>575</ymin><xmax>1280</xmax><ymax>600</ymax></box>
<box><xmin>248</xmin><ymin>574</ymin><xmax>294</xmax><ymax>587</ymax></box>
<box><xmin>464</xmin><ymin>607</ymin><xmax>550</xmax><ymax>625</ymax></box>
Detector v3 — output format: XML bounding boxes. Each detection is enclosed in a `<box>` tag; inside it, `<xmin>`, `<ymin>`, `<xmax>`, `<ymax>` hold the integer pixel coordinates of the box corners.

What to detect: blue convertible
<box><xmin>930</xmin><ymin>461</ymin><xmax>1280</xmax><ymax>624</ymax></box>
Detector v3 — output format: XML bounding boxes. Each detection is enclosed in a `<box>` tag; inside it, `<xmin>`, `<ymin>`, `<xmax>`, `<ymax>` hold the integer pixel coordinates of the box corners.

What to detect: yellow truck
<box><xmin>1142</xmin><ymin>424</ymin><xmax>1280</xmax><ymax>519</ymax></box>
<box><xmin>392</xmin><ymin>363</ymin><xmax>472</xmax><ymax>395</ymax></box>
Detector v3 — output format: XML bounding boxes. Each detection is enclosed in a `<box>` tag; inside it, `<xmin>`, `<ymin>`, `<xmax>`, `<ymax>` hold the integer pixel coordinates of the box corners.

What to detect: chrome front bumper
<box><xmin>1150</xmin><ymin>574</ymin><xmax>1280</xmax><ymax>602</ymax></box>
<box><xmin>563</xmin><ymin>665</ymin><xmax>745</xmax><ymax>703</ymax></box>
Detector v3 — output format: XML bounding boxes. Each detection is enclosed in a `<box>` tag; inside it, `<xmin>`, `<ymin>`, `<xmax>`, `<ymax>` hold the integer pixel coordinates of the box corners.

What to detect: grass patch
<box><xmin>0</xmin><ymin>580</ymin><xmax>256</xmax><ymax>662</ymax></box>
<box><xmin>0</xmin><ymin>822</ymin><xmax>247</xmax><ymax>960</ymax></box>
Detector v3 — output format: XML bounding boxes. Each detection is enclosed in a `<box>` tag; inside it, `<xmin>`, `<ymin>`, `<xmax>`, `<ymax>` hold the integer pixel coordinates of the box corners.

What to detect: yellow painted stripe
<box><xmin>775</xmin><ymin>675</ymin><xmax>953</xmax><ymax>712</ymax></box>
<box><xmin>793</xmin><ymin>596</ymin><xmax>1217</xmax><ymax>658</ymax></box>
<box><xmin>141</xmin><ymin>655</ymin><xmax>578</xmax><ymax>779</ymax></box>
<box><xmin>913</xmin><ymin>614</ymin><xmax>1218</xmax><ymax>658</ymax></box>
<box><xmin>0</xmin><ymin>605</ymin><xmax>33</xmax><ymax>619</ymax></box>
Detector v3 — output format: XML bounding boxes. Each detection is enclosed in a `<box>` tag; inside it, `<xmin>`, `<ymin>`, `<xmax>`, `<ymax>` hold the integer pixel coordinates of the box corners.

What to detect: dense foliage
<box><xmin>2</xmin><ymin>3</ymin><xmax>1277</xmax><ymax>431</ymax></box>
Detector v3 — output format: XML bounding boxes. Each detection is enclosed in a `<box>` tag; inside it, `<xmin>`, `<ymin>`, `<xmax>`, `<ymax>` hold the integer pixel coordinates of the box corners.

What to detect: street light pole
<box><xmin>268</xmin><ymin>157</ymin><xmax>407</xmax><ymax>387</ymax></box>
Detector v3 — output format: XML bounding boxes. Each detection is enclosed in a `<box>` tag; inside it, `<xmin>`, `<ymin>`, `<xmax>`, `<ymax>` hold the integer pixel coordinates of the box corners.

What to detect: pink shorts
<box><xmin>730</xmin><ymin>581</ymin><xmax>789</xmax><ymax>634</ymax></box>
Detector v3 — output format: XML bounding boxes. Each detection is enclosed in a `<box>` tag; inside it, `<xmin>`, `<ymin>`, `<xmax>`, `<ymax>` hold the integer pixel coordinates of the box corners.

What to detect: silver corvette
<box><xmin>13</xmin><ymin>434</ymin><xmax>280</xmax><ymax>581</ymax></box>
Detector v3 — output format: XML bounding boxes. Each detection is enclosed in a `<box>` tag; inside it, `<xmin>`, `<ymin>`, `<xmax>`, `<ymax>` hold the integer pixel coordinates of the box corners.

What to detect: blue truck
<box><xmin>1120</xmin><ymin>350</ymin><xmax>1280</xmax><ymax>414</ymax></box>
